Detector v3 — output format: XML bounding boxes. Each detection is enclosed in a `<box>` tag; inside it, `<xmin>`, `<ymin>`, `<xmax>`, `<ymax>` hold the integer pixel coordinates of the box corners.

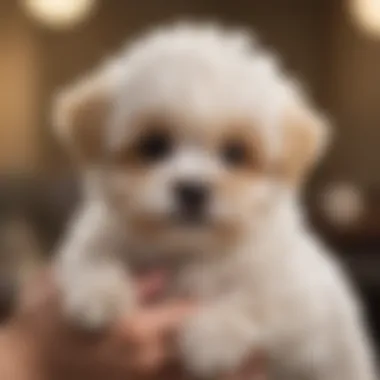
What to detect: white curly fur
<box><xmin>54</xmin><ymin>23</ymin><xmax>377</xmax><ymax>380</ymax></box>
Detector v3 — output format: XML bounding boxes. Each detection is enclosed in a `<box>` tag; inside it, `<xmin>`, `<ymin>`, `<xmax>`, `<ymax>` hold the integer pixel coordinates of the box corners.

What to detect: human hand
<box><xmin>1</xmin><ymin>269</ymin><xmax>267</xmax><ymax>380</ymax></box>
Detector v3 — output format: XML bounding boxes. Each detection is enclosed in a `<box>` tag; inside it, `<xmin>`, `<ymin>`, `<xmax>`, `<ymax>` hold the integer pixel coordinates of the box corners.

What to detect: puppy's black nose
<box><xmin>174</xmin><ymin>181</ymin><xmax>210</xmax><ymax>216</ymax></box>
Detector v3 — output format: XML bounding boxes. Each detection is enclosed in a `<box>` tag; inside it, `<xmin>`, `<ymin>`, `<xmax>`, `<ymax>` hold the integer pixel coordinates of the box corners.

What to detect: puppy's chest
<box><xmin>169</xmin><ymin>256</ymin><xmax>300</xmax><ymax>328</ymax></box>
<box><xmin>127</xmin><ymin>253</ymin><xmax>245</xmax><ymax>300</ymax></box>
<box><xmin>172</xmin><ymin>260</ymin><xmax>241</xmax><ymax>299</ymax></box>
<box><xmin>124</xmin><ymin>242</ymin><xmax>303</xmax><ymax>306</ymax></box>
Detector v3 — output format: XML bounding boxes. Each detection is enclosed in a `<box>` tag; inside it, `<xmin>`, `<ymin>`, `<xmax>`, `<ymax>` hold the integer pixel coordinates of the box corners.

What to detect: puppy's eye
<box><xmin>136</xmin><ymin>131</ymin><xmax>172</xmax><ymax>163</ymax></box>
<box><xmin>221</xmin><ymin>141</ymin><xmax>249</xmax><ymax>167</ymax></box>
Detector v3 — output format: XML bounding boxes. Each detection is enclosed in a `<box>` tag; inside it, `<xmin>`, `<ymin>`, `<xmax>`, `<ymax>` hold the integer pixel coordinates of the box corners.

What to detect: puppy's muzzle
<box><xmin>173</xmin><ymin>181</ymin><xmax>210</xmax><ymax>223</ymax></box>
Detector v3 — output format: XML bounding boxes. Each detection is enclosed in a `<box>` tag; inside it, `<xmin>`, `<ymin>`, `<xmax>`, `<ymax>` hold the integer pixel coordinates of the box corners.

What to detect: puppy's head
<box><xmin>53</xmin><ymin>24</ymin><xmax>329</xmax><ymax>254</ymax></box>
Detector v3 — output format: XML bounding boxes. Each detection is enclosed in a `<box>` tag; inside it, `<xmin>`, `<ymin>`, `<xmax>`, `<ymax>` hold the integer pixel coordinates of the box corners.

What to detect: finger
<box><xmin>224</xmin><ymin>354</ymin><xmax>267</xmax><ymax>380</ymax></box>
<box><xmin>128</xmin><ymin>338</ymin><xmax>169</xmax><ymax>376</ymax></box>
<box><xmin>16</xmin><ymin>268</ymin><xmax>59</xmax><ymax>323</ymax></box>
<box><xmin>113</xmin><ymin>301</ymin><xmax>197</xmax><ymax>347</ymax></box>
<box><xmin>135</xmin><ymin>270</ymin><xmax>168</xmax><ymax>303</ymax></box>
<box><xmin>130</xmin><ymin>301</ymin><xmax>196</xmax><ymax>340</ymax></box>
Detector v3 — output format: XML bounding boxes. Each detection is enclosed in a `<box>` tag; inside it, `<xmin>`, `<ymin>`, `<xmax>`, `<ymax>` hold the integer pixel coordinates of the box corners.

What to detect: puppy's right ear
<box><xmin>52</xmin><ymin>68</ymin><xmax>114</xmax><ymax>163</ymax></box>
<box><xmin>278</xmin><ymin>88</ymin><xmax>331</xmax><ymax>185</ymax></box>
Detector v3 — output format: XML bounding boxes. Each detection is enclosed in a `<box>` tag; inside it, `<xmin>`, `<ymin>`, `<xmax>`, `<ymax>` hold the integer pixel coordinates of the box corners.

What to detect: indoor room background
<box><xmin>0</xmin><ymin>0</ymin><xmax>379</xmax><ymax>353</ymax></box>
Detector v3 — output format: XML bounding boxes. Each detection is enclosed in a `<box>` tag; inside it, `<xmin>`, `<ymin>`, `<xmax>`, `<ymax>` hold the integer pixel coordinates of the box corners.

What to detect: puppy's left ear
<box><xmin>52</xmin><ymin>63</ymin><xmax>118</xmax><ymax>163</ymax></box>
<box><xmin>280</xmin><ymin>94</ymin><xmax>330</xmax><ymax>184</ymax></box>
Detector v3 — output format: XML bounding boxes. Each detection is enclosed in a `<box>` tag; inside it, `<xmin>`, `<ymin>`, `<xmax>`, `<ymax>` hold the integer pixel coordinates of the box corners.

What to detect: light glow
<box><xmin>23</xmin><ymin>0</ymin><xmax>97</xmax><ymax>29</ymax></box>
<box><xmin>320</xmin><ymin>183</ymin><xmax>365</xmax><ymax>228</ymax></box>
<box><xmin>350</xmin><ymin>0</ymin><xmax>380</xmax><ymax>37</ymax></box>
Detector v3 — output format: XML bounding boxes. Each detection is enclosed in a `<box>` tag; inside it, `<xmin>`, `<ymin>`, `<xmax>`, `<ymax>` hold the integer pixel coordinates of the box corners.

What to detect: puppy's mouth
<box><xmin>170</xmin><ymin>209</ymin><xmax>211</xmax><ymax>228</ymax></box>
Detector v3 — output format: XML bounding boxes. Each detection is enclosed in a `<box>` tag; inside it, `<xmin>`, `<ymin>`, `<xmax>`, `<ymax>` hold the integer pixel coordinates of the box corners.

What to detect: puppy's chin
<box><xmin>127</xmin><ymin>212</ymin><xmax>242</xmax><ymax>255</ymax></box>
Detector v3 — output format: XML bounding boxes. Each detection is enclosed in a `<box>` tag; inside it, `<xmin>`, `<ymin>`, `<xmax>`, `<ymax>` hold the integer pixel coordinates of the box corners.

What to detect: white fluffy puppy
<box><xmin>53</xmin><ymin>23</ymin><xmax>377</xmax><ymax>380</ymax></box>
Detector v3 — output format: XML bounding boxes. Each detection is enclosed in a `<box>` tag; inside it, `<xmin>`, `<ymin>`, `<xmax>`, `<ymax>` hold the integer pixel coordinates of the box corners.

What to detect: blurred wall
<box><xmin>0</xmin><ymin>1</ymin><xmax>40</xmax><ymax>172</ymax></box>
<box><xmin>327</xmin><ymin>1</ymin><xmax>380</xmax><ymax>188</ymax></box>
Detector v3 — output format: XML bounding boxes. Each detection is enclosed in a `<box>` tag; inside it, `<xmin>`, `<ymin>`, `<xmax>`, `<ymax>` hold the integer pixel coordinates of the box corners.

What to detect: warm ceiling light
<box><xmin>350</xmin><ymin>0</ymin><xmax>380</xmax><ymax>37</ymax></box>
<box><xmin>22</xmin><ymin>0</ymin><xmax>97</xmax><ymax>30</ymax></box>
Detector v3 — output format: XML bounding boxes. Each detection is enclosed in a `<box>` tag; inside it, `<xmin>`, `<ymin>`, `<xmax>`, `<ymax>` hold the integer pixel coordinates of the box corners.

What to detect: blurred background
<box><xmin>0</xmin><ymin>0</ymin><xmax>379</xmax><ymax>351</ymax></box>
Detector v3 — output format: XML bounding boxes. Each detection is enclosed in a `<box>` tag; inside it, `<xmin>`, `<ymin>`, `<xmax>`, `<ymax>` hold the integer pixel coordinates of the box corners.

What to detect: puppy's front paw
<box><xmin>180</xmin><ymin>308</ymin><xmax>256</xmax><ymax>378</ymax></box>
<box><xmin>63</xmin><ymin>271</ymin><xmax>135</xmax><ymax>330</ymax></box>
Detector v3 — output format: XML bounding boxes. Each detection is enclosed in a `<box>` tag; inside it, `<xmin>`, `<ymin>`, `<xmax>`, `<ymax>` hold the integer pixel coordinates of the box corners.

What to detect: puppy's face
<box><xmin>54</xmin><ymin>26</ymin><xmax>329</xmax><ymax>254</ymax></box>
<box><xmin>104</xmin><ymin>113</ymin><xmax>276</xmax><ymax>251</ymax></box>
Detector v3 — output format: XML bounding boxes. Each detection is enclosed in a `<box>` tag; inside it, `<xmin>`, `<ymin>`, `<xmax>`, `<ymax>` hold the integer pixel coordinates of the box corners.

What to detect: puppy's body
<box><xmin>54</xmin><ymin>24</ymin><xmax>377</xmax><ymax>380</ymax></box>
